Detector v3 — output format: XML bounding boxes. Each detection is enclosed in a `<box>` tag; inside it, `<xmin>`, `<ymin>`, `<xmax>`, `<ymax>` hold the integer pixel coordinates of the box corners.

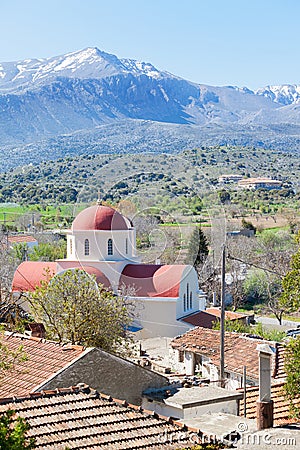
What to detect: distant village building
<box><xmin>180</xmin><ymin>307</ymin><xmax>253</xmax><ymax>329</ymax></box>
<box><xmin>12</xmin><ymin>203</ymin><xmax>206</xmax><ymax>338</ymax></box>
<box><xmin>238</xmin><ymin>178</ymin><xmax>282</xmax><ymax>190</ymax></box>
<box><xmin>218</xmin><ymin>174</ymin><xmax>243</xmax><ymax>183</ymax></box>
<box><xmin>5</xmin><ymin>234</ymin><xmax>38</xmax><ymax>250</ymax></box>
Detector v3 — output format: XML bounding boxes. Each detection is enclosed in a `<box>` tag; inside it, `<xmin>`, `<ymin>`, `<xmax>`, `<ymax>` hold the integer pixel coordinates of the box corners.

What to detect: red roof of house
<box><xmin>8</xmin><ymin>235</ymin><xmax>37</xmax><ymax>244</ymax></box>
<box><xmin>119</xmin><ymin>264</ymin><xmax>186</xmax><ymax>297</ymax></box>
<box><xmin>72</xmin><ymin>205</ymin><xmax>129</xmax><ymax>231</ymax></box>
<box><xmin>171</xmin><ymin>327</ymin><xmax>277</xmax><ymax>380</ymax></box>
<box><xmin>12</xmin><ymin>261</ymin><xmax>57</xmax><ymax>292</ymax></box>
<box><xmin>240</xmin><ymin>381</ymin><xmax>299</xmax><ymax>426</ymax></box>
<box><xmin>182</xmin><ymin>309</ymin><xmax>249</xmax><ymax>328</ymax></box>
<box><xmin>0</xmin><ymin>334</ymin><xmax>85</xmax><ymax>398</ymax></box>
<box><xmin>0</xmin><ymin>385</ymin><xmax>193</xmax><ymax>449</ymax></box>
<box><xmin>181</xmin><ymin>310</ymin><xmax>218</xmax><ymax>328</ymax></box>
<box><xmin>206</xmin><ymin>307</ymin><xmax>249</xmax><ymax>320</ymax></box>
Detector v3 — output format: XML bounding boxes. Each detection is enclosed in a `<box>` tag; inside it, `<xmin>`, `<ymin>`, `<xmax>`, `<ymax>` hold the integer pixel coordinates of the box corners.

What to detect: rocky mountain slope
<box><xmin>0</xmin><ymin>47</ymin><xmax>300</xmax><ymax>167</ymax></box>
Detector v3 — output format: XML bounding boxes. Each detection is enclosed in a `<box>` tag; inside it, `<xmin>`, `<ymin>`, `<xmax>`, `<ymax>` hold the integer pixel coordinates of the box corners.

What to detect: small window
<box><xmin>108</xmin><ymin>238</ymin><xmax>113</xmax><ymax>256</ymax></box>
<box><xmin>125</xmin><ymin>238</ymin><xmax>128</xmax><ymax>255</ymax></box>
<box><xmin>186</xmin><ymin>283</ymin><xmax>189</xmax><ymax>309</ymax></box>
<box><xmin>70</xmin><ymin>239</ymin><xmax>73</xmax><ymax>255</ymax></box>
<box><xmin>84</xmin><ymin>239</ymin><xmax>89</xmax><ymax>256</ymax></box>
<box><xmin>178</xmin><ymin>350</ymin><xmax>184</xmax><ymax>363</ymax></box>
<box><xmin>190</xmin><ymin>292</ymin><xmax>193</xmax><ymax>309</ymax></box>
<box><xmin>183</xmin><ymin>293</ymin><xmax>186</xmax><ymax>312</ymax></box>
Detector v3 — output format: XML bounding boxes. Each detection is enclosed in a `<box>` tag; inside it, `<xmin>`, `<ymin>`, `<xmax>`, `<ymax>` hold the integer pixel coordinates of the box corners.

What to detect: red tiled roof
<box><xmin>182</xmin><ymin>310</ymin><xmax>218</xmax><ymax>328</ymax></box>
<box><xmin>0</xmin><ymin>385</ymin><xmax>194</xmax><ymax>449</ymax></box>
<box><xmin>11</xmin><ymin>261</ymin><xmax>57</xmax><ymax>292</ymax></box>
<box><xmin>119</xmin><ymin>264</ymin><xmax>186</xmax><ymax>298</ymax></box>
<box><xmin>8</xmin><ymin>235</ymin><xmax>37</xmax><ymax>244</ymax></box>
<box><xmin>240</xmin><ymin>382</ymin><xmax>299</xmax><ymax>426</ymax></box>
<box><xmin>206</xmin><ymin>307</ymin><xmax>249</xmax><ymax>320</ymax></box>
<box><xmin>171</xmin><ymin>327</ymin><xmax>276</xmax><ymax>380</ymax></box>
<box><xmin>0</xmin><ymin>334</ymin><xmax>85</xmax><ymax>398</ymax></box>
<box><xmin>182</xmin><ymin>309</ymin><xmax>250</xmax><ymax>328</ymax></box>
<box><xmin>72</xmin><ymin>204</ymin><xmax>129</xmax><ymax>231</ymax></box>
<box><xmin>273</xmin><ymin>343</ymin><xmax>286</xmax><ymax>379</ymax></box>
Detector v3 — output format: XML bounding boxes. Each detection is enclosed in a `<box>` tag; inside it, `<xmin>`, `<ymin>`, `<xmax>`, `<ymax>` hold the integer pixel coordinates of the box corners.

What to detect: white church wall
<box><xmin>68</xmin><ymin>229</ymin><xmax>137</xmax><ymax>263</ymax></box>
<box><xmin>132</xmin><ymin>297</ymin><xmax>191</xmax><ymax>339</ymax></box>
<box><xmin>176</xmin><ymin>266</ymin><xmax>200</xmax><ymax>319</ymax></box>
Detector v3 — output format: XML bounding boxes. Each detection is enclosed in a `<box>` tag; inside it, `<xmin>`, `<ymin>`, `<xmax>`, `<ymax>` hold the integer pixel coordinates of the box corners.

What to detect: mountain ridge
<box><xmin>0</xmin><ymin>47</ymin><xmax>300</xmax><ymax>166</ymax></box>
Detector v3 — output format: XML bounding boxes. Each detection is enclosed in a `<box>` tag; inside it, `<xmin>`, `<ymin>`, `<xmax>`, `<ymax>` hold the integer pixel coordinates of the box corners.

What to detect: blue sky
<box><xmin>1</xmin><ymin>0</ymin><xmax>299</xmax><ymax>89</ymax></box>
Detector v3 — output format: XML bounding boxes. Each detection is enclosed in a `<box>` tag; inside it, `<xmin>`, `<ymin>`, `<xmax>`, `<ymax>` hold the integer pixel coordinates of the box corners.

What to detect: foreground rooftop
<box><xmin>0</xmin><ymin>384</ymin><xmax>195</xmax><ymax>450</ymax></box>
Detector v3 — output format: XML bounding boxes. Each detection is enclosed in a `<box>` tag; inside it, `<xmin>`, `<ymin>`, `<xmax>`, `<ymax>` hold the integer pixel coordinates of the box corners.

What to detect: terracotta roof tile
<box><xmin>8</xmin><ymin>235</ymin><xmax>37</xmax><ymax>244</ymax></box>
<box><xmin>171</xmin><ymin>327</ymin><xmax>276</xmax><ymax>380</ymax></box>
<box><xmin>0</xmin><ymin>334</ymin><xmax>85</xmax><ymax>398</ymax></box>
<box><xmin>273</xmin><ymin>343</ymin><xmax>286</xmax><ymax>379</ymax></box>
<box><xmin>206</xmin><ymin>307</ymin><xmax>249</xmax><ymax>320</ymax></box>
<box><xmin>181</xmin><ymin>308</ymin><xmax>249</xmax><ymax>328</ymax></box>
<box><xmin>181</xmin><ymin>311</ymin><xmax>218</xmax><ymax>328</ymax></box>
<box><xmin>0</xmin><ymin>386</ymin><xmax>195</xmax><ymax>449</ymax></box>
<box><xmin>240</xmin><ymin>382</ymin><xmax>300</xmax><ymax>426</ymax></box>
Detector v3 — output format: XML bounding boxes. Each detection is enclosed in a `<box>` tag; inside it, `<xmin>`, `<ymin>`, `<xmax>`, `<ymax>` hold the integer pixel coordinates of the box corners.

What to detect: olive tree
<box><xmin>281</xmin><ymin>245</ymin><xmax>300</xmax><ymax>312</ymax></box>
<box><xmin>284</xmin><ymin>336</ymin><xmax>300</xmax><ymax>418</ymax></box>
<box><xmin>26</xmin><ymin>269</ymin><xmax>133</xmax><ymax>354</ymax></box>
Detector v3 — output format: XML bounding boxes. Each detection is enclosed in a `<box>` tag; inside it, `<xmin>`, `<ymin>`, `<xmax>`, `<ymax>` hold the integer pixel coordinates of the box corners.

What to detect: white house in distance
<box><xmin>12</xmin><ymin>203</ymin><xmax>206</xmax><ymax>338</ymax></box>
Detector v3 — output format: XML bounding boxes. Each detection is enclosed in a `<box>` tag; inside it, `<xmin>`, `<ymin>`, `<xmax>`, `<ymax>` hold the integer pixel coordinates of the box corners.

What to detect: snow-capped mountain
<box><xmin>0</xmin><ymin>47</ymin><xmax>299</xmax><ymax>155</ymax></box>
<box><xmin>0</xmin><ymin>47</ymin><xmax>172</xmax><ymax>91</ymax></box>
<box><xmin>256</xmin><ymin>84</ymin><xmax>300</xmax><ymax>105</ymax></box>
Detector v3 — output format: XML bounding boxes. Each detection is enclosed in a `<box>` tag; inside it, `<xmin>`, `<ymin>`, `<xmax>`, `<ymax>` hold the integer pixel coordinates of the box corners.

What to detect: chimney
<box><xmin>212</xmin><ymin>292</ymin><xmax>218</xmax><ymax>307</ymax></box>
<box><xmin>256</xmin><ymin>344</ymin><xmax>274</xmax><ymax>430</ymax></box>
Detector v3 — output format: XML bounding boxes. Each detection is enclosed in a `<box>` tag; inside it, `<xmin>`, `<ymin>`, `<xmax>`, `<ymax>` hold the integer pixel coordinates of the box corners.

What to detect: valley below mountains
<box><xmin>0</xmin><ymin>47</ymin><xmax>300</xmax><ymax>170</ymax></box>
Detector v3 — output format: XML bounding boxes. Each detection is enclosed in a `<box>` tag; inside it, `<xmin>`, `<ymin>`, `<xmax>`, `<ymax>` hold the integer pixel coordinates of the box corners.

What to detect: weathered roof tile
<box><xmin>0</xmin><ymin>333</ymin><xmax>85</xmax><ymax>398</ymax></box>
<box><xmin>240</xmin><ymin>381</ymin><xmax>300</xmax><ymax>425</ymax></box>
<box><xmin>171</xmin><ymin>326</ymin><xmax>277</xmax><ymax>380</ymax></box>
<box><xmin>0</xmin><ymin>386</ymin><xmax>195</xmax><ymax>449</ymax></box>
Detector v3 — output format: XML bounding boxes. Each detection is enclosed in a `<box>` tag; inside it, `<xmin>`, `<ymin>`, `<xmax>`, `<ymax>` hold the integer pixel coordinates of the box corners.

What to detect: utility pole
<box><xmin>220</xmin><ymin>244</ymin><xmax>226</xmax><ymax>387</ymax></box>
<box><xmin>243</xmin><ymin>365</ymin><xmax>247</xmax><ymax>418</ymax></box>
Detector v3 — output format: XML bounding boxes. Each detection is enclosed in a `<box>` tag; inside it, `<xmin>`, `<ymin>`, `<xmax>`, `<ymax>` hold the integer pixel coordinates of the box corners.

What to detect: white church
<box><xmin>12</xmin><ymin>203</ymin><xmax>206</xmax><ymax>338</ymax></box>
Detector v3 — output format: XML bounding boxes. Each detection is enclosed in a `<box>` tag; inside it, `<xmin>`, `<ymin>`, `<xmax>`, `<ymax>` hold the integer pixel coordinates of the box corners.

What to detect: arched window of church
<box><xmin>125</xmin><ymin>238</ymin><xmax>128</xmax><ymax>255</ymax></box>
<box><xmin>108</xmin><ymin>238</ymin><xmax>113</xmax><ymax>256</ymax></box>
<box><xmin>84</xmin><ymin>239</ymin><xmax>90</xmax><ymax>256</ymax></box>
<box><xmin>183</xmin><ymin>294</ymin><xmax>186</xmax><ymax>312</ymax></box>
<box><xmin>190</xmin><ymin>292</ymin><xmax>193</xmax><ymax>310</ymax></box>
<box><xmin>186</xmin><ymin>283</ymin><xmax>189</xmax><ymax>309</ymax></box>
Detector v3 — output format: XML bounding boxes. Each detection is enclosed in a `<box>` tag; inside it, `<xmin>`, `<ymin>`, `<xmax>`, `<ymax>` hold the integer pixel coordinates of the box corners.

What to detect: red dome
<box><xmin>72</xmin><ymin>205</ymin><xmax>129</xmax><ymax>231</ymax></box>
<box><xmin>77</xmin><ymin>266</ymin><xmax>111</xmax><ymax>289</ymax></box>
<box><xmin>119</xmin><ymin>264</ymin><xmax>186</xmax><ymax>298</ymax></box>
<box><xmin>12</xmin><ymin>261</ymin><xmax>57</xmax><ymax>292</ymax></box>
